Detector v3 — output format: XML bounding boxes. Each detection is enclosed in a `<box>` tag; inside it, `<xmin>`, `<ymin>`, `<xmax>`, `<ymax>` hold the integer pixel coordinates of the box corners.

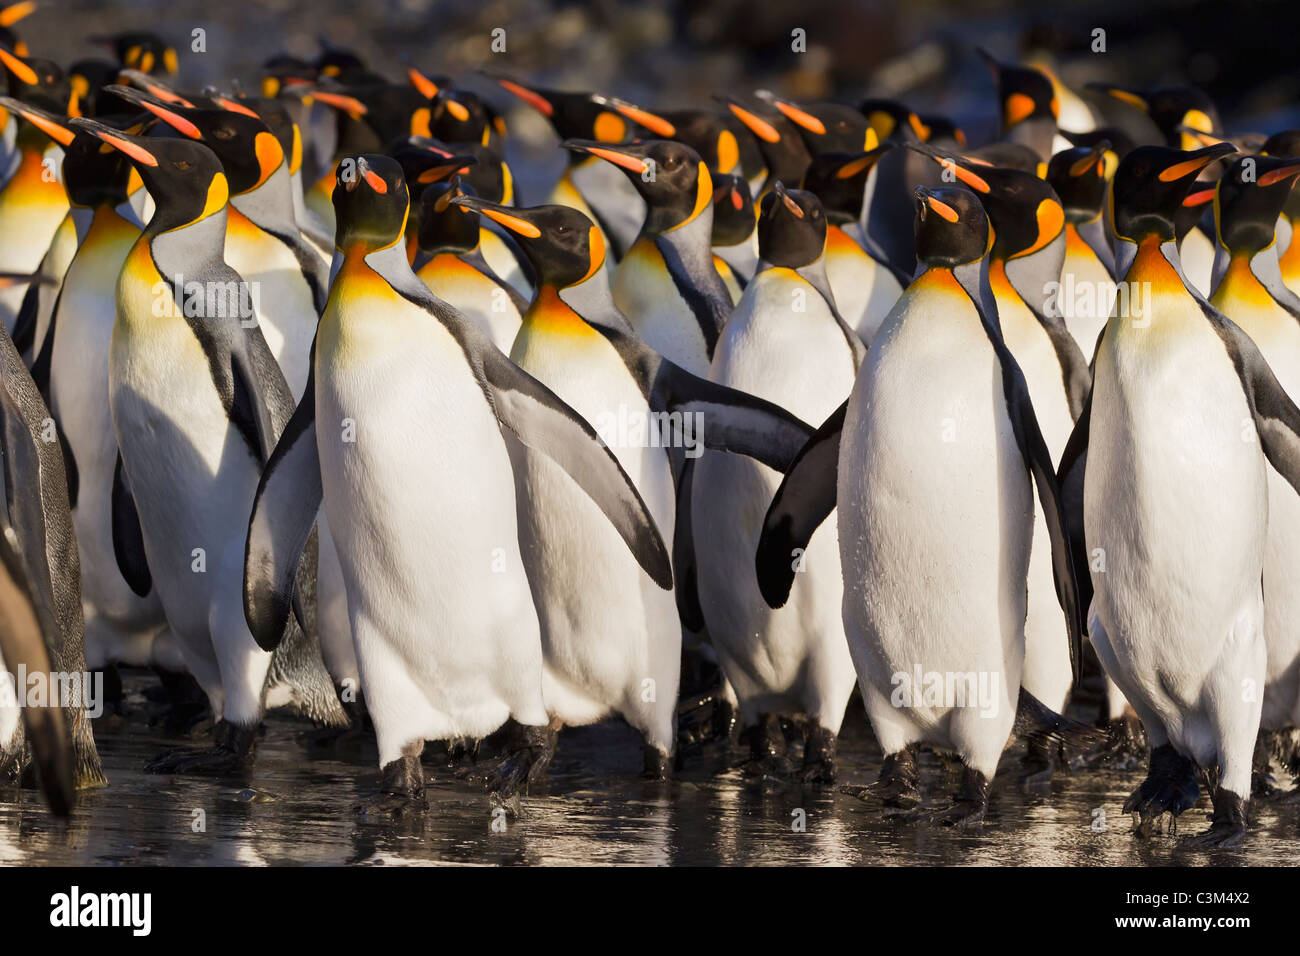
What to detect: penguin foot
<box><xmin>641</xmin><ymin>746</ymin><xmax>673</xmax><ymax>781</ymax></box>
<box><xmin>355</xmin><ymin>753</ymin><xmax>427</xmax><ymax>819</ymax></box>
<box><xmin>675</xmin><ymin>685</ymin><xmax>737</xmax><ymax>752</ymax></box>
<box><xmin>1192</xmin><ymin>787</ymin><xmax>1248</xmax><ymax>848</ymax></box>
<box><xmin>1020</xmin><ymin>737</ymin><xmax>1059</xmax><ymax>787</ymax></box>
<box><xmin>479</xmin><ymin>722</ymin><xmax>556</xmax><ymax>798</ymax></box>
<box><xmin>842</xmin><ymin>746</ymin><xmax>921</xmax><ymax>808</ymax></box>
<box><xmin>712</xmin><ymin>699</ymin><xmax>738</xmax><ymax>741</ymax></box>
<box><xmin>1123</xmin><ymin>744</ymin><xmax>1200</xmax><ymax>835</ymax></box>
<box><xmin>144</xmin><ymin>720</ymin><xmax>257</xmax><ymax>776</ymax></box>
<box><xmin>1251</xmin><ymin>733</ymin><xmax>1279</xmax><ymax>798</ymax></box>
<box><xmin>796</xmin><ymin>723</ymin><xmax>838</xmax><ymax>784</ymax></box>
<box><xmin>919</xmin><ymin>767</ymin><xmax>989</xmax><ymax>828</ymax></box>
<box><xmin>739</xmin><ymin>713</ymin><xmax>792</xmax><ymax>778</ymax></box>
<box><xmin>1073</xmin><ymin>713</ymin><xmax>1147</xmax><ymax>770</ymax></box>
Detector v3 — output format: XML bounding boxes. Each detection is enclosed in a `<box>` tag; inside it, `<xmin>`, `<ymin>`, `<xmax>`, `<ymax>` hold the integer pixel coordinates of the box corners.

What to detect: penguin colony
<box><xmin>0</xmin><ymin>5</ymin><xmax>1296</xmax><ymax>852</ymax></box>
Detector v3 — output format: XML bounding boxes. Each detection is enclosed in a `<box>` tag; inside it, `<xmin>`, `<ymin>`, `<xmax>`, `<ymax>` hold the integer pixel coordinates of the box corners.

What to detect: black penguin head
<box><xmin>416</xmin><ymin>177</ymin><xmax>481</xmax><ymax>255</ymax></box>
<box><xmin>490</xmin><ymin>74</ymin><xmax>649</xmax><ymax>146</ymax></box>
<box><xmin>714</xmin><ymin>93</ymin><xmax>812</xmax><ymax>185</ymax></box>
<box><xmin>332</xmin><ymin>154</ymin><xmax>409</xmax><ymax>251</ymax></box>
<box><xmin>1089</xmin><ymin>84</ymin><xmax>1220</xmax><ymax>150</ymax></box>
<box><xmin>1215</xmin><ymin>155</ymin><xmax>1300</xmax><ymax>257</ymax></box>
<box><xmin>1046</xmin><ymin>142</ymin><xmax>1109</xmax><ymax>223</ymax></box>
<box><xmin>857</xmin><ymin>98</ymin><xmax>927</xmax><ymax>143</ymax></box>
<box><xmin>710</xmin><ymin>173</ymin><xmax>755</xmax><ymax>247</ymax></box>
<box><xmin>758</xmin><ymin>93</ymin><xmax>880</xmax><ymax>156</ymax></box>
<box><xmin>427</xmin><ymin>88</ymin><xmax>494</xmax><ymax>146</ymax></box>
<box><xmin>977</xmin><ymin>50</ymin><xmax>1058</xmax><ymax>134</ymax></box>
<box><xmin>563</xmin><ymin>138</ymin><xmax>712</xmax><ymax>234</ymax></box>
<box><xmin>1175</xmin><ymin>180</ymin><xmax>1217</xmax><ymax>244</ymax></box>
<box><xmin>0</xmin><ymin>97</ymin><xmax>133</xmax><ymax>207</ymax></box>
<box><xmin>800</xmin><ymin>142</ymin><xmax>896</xmax><ymax>223</ymax></box>
<box><xmin>964</xmin><ymin>141</ymin><xmax>1043</xmax><ymax>176</ymax></box>
<box><xmin>1262</xmin><ymin>130</ymin><xmax>1300</xmax><ymax>220</ymax></box>
<box><xmin>757</xmin><ymin>183</ymin><xmax>826</xmax><ymax>269</ymax></box>
<box><xmin>93</xmin><ymin>31</ymin><xmax>178</xmax><ymax>76</ymax></box>
<box><xmin>452</xmin><ymin>196</ymin><xmax>603</xmax><ymax>289</ymax></box>
<box><xmin>906</xmin><ymin>141</ymin><xmax>1064</xmax><ymax>260</ymax></box>
<box><xmin>71</xmin><ymin>117</ymin><xmax>228</xmax><ymax>234</ymax></box>
<box><xmin>260</xmin><ymin>54</ymin><xmax>315</xmax><ymax>99</ymax></box>
<box><xmin>68</xmin><ymin>59</ymin><xmax>131</xmax><ymax>116</ymax></box>
<box><xmin>0</xmin><ymin>46</ymin><xmax>71</xmax><ymax>113</ymax></box>
<box><xmin>1060</xmin><ymin>127</ymin><xmax>1134</xmax><ymax>182</ymax></box>
<box><xmin>913</xmin><ymin>185</ymin><xmax>989</xmax><ymax>268</ymax></box>
<box><xmin>651</xmin><ymin>108</ymin><xmax>742</xmax><ymax>176</ymax></box>
<box><xmin>389</xmin><ymin>138</ymin><xmax>477</xmax><ymax>206</ymax></box>
<box><xmin>107</xmin><ymin>85</ymin><xmax>285</xmax><ymax>195</ymax></box>
<box><xmin>207</xmin><ymin>93</ymin><xmax>300</xmax><ymax>176</ymax></box>
<box><xmin>916</xmin><ymin>114</ymin><xmax>966</xmax><ymax>147</ymax></box>
<box><xmin>313</xmin><ymin>43</ymin><xmax>369</xmax><ymax>83</ymax></box>
<box><xmin>1110</xmin><ymin>143</ymin><xmax>1237</xmax><ymax>243</ymax></box>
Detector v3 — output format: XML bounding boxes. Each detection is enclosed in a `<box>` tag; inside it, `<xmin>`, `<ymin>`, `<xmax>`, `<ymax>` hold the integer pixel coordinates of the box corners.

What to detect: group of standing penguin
<box><xmin>0</xmin><ymin>4</ymin><xmax>1298</xmax><ymax>852</ymax></box>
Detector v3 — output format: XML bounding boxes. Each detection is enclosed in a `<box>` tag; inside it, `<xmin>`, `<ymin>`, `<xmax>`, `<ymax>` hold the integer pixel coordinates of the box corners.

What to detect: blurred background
<box><xmin>18</xmin><ymin>0</ymin><xmax>1300</xmax><ymax>199</ymax></box>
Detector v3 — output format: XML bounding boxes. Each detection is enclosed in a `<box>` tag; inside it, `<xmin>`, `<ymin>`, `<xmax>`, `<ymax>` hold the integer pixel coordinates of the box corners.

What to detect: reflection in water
<box><xmin>0</xmin><ymin>677</ymin><xmax>1296</xmax><ymax>866</ymax></box>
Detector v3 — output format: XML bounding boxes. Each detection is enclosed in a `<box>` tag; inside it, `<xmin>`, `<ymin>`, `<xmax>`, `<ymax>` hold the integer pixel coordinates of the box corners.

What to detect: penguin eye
<box><xmin>174</xmin><ymin>160</ymin><xmax>191</xmax><ymax>171</ymax></box>
<box><xmin>662</xmin><ymin>154</ymin><xmax>680</xmax><ymax>170</ymax></box>
<box><xmin>212</xmin><ymin>126</ymin><xmax>236</xmax><ymax>140</ymax></box>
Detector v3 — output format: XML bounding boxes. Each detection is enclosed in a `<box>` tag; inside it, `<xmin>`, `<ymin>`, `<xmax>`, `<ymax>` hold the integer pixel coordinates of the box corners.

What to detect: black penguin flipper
<box><xmin>111</xmin><ymin>453</ymin><xmax>152</xmax><ymax>597</ymax></box>
<box><xmin>755</xmin><ymin>399</ymin><xmax>846</xmax><ymax>609</ymax></box>
<box><xmin>1208</xmin><ymin>307</ymin><xmax>1300</xmax><ymax>495</ymax></box>
<box><xmin>9</xmin><ymin>276</ymin><xmax>40</xmax><ymax>359</ymax></box>
<box><xmin>1029</xmin><ymin>301</ymin><xmax>1092</xmax><ymax>421</ymax></box>
<box><xmin>590</xmin><ymin>323</ymin><xmax>817</xmax><ymax>471</ymax></box>
<box><xmin>29</xmin><ymin>278</ymin><xmax>63</xmax><ymax>401</ymax></box>
<box><xmin>654</xmin><ymin>234</ymin><xmax>731</xmax><ymax>360</ymax></box>
<box><xmin>244</xmin><ymin>372</ymin><xmax>322</xmax><ymax>653</ymax></box>
<box><xmin>385</xmin><ymin>257</ymin><xmax>674</xmax><ymax>590</ymax></box>
<box><xmin>1057</xmin><ymin>387</ymin><xmax>1092</xmax><ymax>637</ymax></box>
<box><xmin>0</xmin><ymin>532</ymin><xmax>74</xmax><ymax>816</ymax></box>
<box><xmin>672</xmin><ymin>456</ymin><xmax>705</xmax><ymax>632</ymax></box>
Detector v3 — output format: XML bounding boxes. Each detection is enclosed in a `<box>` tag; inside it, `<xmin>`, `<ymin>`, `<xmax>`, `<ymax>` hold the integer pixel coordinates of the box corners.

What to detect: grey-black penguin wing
<box><xmin>671</xmin><ymin>456</ymin><xmax>705</xmax><ymax>632</ymax></box>
<box><xmin>654</xmin><ymin>234</ymin><xmax>730</xmax><ymax>359</ymax></box>
<box><xmin>0</xmin><ymin>530</ymin><xmax>74</xmax><ymax>816</ymax></box>
<box><xmin>961</xmin><ymin>278</ymin><xmax>1085</xmax><ymax>680</ymax></box>
<box><xmin>754</xmin><ymin>398</ymin><xmax>846</xmax><ymax>609</ymax></box>
<box><xmin>1077</xmin><ymin>219</ymin><xmax>1117</xmax><ymax>279</ymax></box>
<box><xmin>243</xmin><ymin>367</ymin><xmax>322</xmax><ymax>652</ymax></box>
<box><xmin>795</xmin><ymin>260</ymin><xmax>867</xmax><ymax>370</ymax></box>
<box><xmin>1206</xmin><ymin>304</ymin><xmax>1300</xmax><ymax>494</ymax></box>
<box><xmin>1024</xmin><ymin>298</ymin><xmax>1092</xmax><ymax>420</ymax></box>
<box><xmin>112</xmin><ymin>452</ymin><xmax>151</xmax><ymax>597</ymax></box>
<box><xmin>590</xmin><ymin>324</ymin><xmax>816</xmax><ymax>471</ymax></box>
<box><xmin>381</xmin><ymin>260</ymin><xmax>673</xmax><ymax>589</ymax></box>
<box><xmin>1056</xmin><ymin>387</ymin><xmax>1092</xmax><ymax>636</ymax></box>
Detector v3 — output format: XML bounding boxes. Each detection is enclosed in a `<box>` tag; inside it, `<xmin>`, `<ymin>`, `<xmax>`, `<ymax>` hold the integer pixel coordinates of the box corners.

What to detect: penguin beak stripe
<box><xmin>774</xmin><ymin>101</ymin><xmax>825</xmax><ymax>135</ymax></box>
<box><xmin>1183</xmin><ymin>187</ymin><xmax>1215</xmax><ymax>207</ymax></box>
<box><xmin>1158</xmin><ymin>155</ymin><xmax>1221</xmax><ymax>182</ymax></box>
<box><xmin>942</xmin><ymin>159</ymin><xmax>990</xmax><ymax>194</ymax></box>
<box><xmin>583</xmin><ymin>146</ymin><xmax>648</xmax><ymax>174</ymax></box>
<box><xmin>730</xmin><ymin>189</ymin><xmax>744</xmax><ymax>210</ymax></box>
<box><xmin>417</xmin><ymin>163</ymin><xmax>470</xmax><ymax>183</ymax></box>
<box><xmin>925</xmin><ymin>195</ymin><xmax>959</xmax><ymax>222</ymax></box>
<box><xmin>1004</xmin><ymin>93</ymin><xmax>1036</xmax><ymax>127</ymax></box>
<box><xmin>94</xmin><ymin>131</ymin><xmax>158</xmax><ymax>167</ymax></box>
<box><xmin>444</xmin><ymin>99</ymin><xmax>470</xmax><ymax>122</ymax></box>
<box><xmin>13</xmin><ymin>108</ymin><xmax>74</xmax><ymax>146</ymax></box>
<box><xmin>312</xmin><ymin>92</ymin><xmax>368</xmax><ymax>117</ymax></box>
<box><xmin>0</xmin><ymin>47</ymin><xmax>37</xmax><ymax>86</ymax></box>
<box><xmin>409</xmin><ymin>67</ymin><xmax>440</xmax><ymax>100</ymax></box>
<box><xmin>477</xmin><ymin>207</ymin><xmax>542</xmax><ymax>238</ymax></box>
<box><xmin>216</xmin><ymin>96</ymin><xmax>260</xmax><ymax>118</ymax></box>
<box><xmin>1258</xmin><ymin>164</ymin><xmax>1300</xmax><ymax>188</ymax></box>
<box><xmin>781</xmin><ymin>192</ymin><xmax>804</xmax><ymax>218</ymax></box>
<box><xmin>0</xmin><ymin>1</ymin><xmax>35</xmax><ymax>27</ymax></box>
<box><xmin>836</xmin><ymin>155</ymin><xmax>876</xmax><ymax>179</ymax></box>
<box><xmin>362</xmin><ymin>169</ymin><xmax>388</xmax><ymax>193</ymax></box>
<box><xmin>139</xmin><ymin>100</ymin><xmax>202</xmax><ymax>139</ymax></box>
<box><xmin>612</xmin><ymin>103</ymin><xmax>676</xmax><ymax>138</ymax></box>
<box><xmin>726</xmin><ymin>103</ymin><xmax>781</xmax><ymax>144</ymax></box>
<box><xmin>1069</xmin><ymin>154</ymin><xmax>1102</xmax><ymax>178</ymax></box>
<box><xmin>498</xmin><ymin>80</ymin><xmax>552</xmax><ymax>117</ymax></box>
<box><xmin>1104</xmin><ymin>88</ymin><xmax>1148</xmax><ymax>113</ymax></box>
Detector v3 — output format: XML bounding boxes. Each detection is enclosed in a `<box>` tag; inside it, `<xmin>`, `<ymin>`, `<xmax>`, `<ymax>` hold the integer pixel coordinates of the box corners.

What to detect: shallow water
<box><xmin>2</xmin><ymin>677</ymin><xmax>1298</xmax><ymax>866</ymax></box>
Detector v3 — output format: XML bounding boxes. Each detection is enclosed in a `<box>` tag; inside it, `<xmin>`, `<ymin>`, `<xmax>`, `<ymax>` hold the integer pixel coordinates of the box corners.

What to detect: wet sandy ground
<box><xmin>2</xmin><ymin>676</ymin><xmax>1299</xmax><ymax>866</ymax></box>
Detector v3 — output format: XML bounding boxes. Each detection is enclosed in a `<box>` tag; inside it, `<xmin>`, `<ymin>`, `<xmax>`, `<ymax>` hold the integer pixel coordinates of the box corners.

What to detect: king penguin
<box><xmin>756</xmin><ymin>184</ymin><xmax>1087</xmax><ymax>824</ymax></box>
<box><xmin>907</xmin><ymin>144</ymin><xmax>1089</xmax><ymax>772</ymax></box>
<box><xmin>693</xmin><ymin>183</ymin><xmax>861</xmax><ymax>780</ymax></box>
<box><xmin>1057</xmin><ymin>142</ymin><xmax>1300</xmax><ymax>846</ymax></box>
<box><xmin>1206</xmin><ymin>153</ymin><xmax>1300</xmax><ymax>796</ymax></box>
<box><xmin>244</xmin><ymin>155</ymin><xmax>675</xmax><ymax>811</ymax></box>
<box><xmin>71</xmin><ymin>118</ymin><xmax>345</xmax><ymax>772</ymax></box>
<box><xmin>453</xmin><ymin>192</ymin><xmax>815</xmax><ymax>776</ymax></box>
